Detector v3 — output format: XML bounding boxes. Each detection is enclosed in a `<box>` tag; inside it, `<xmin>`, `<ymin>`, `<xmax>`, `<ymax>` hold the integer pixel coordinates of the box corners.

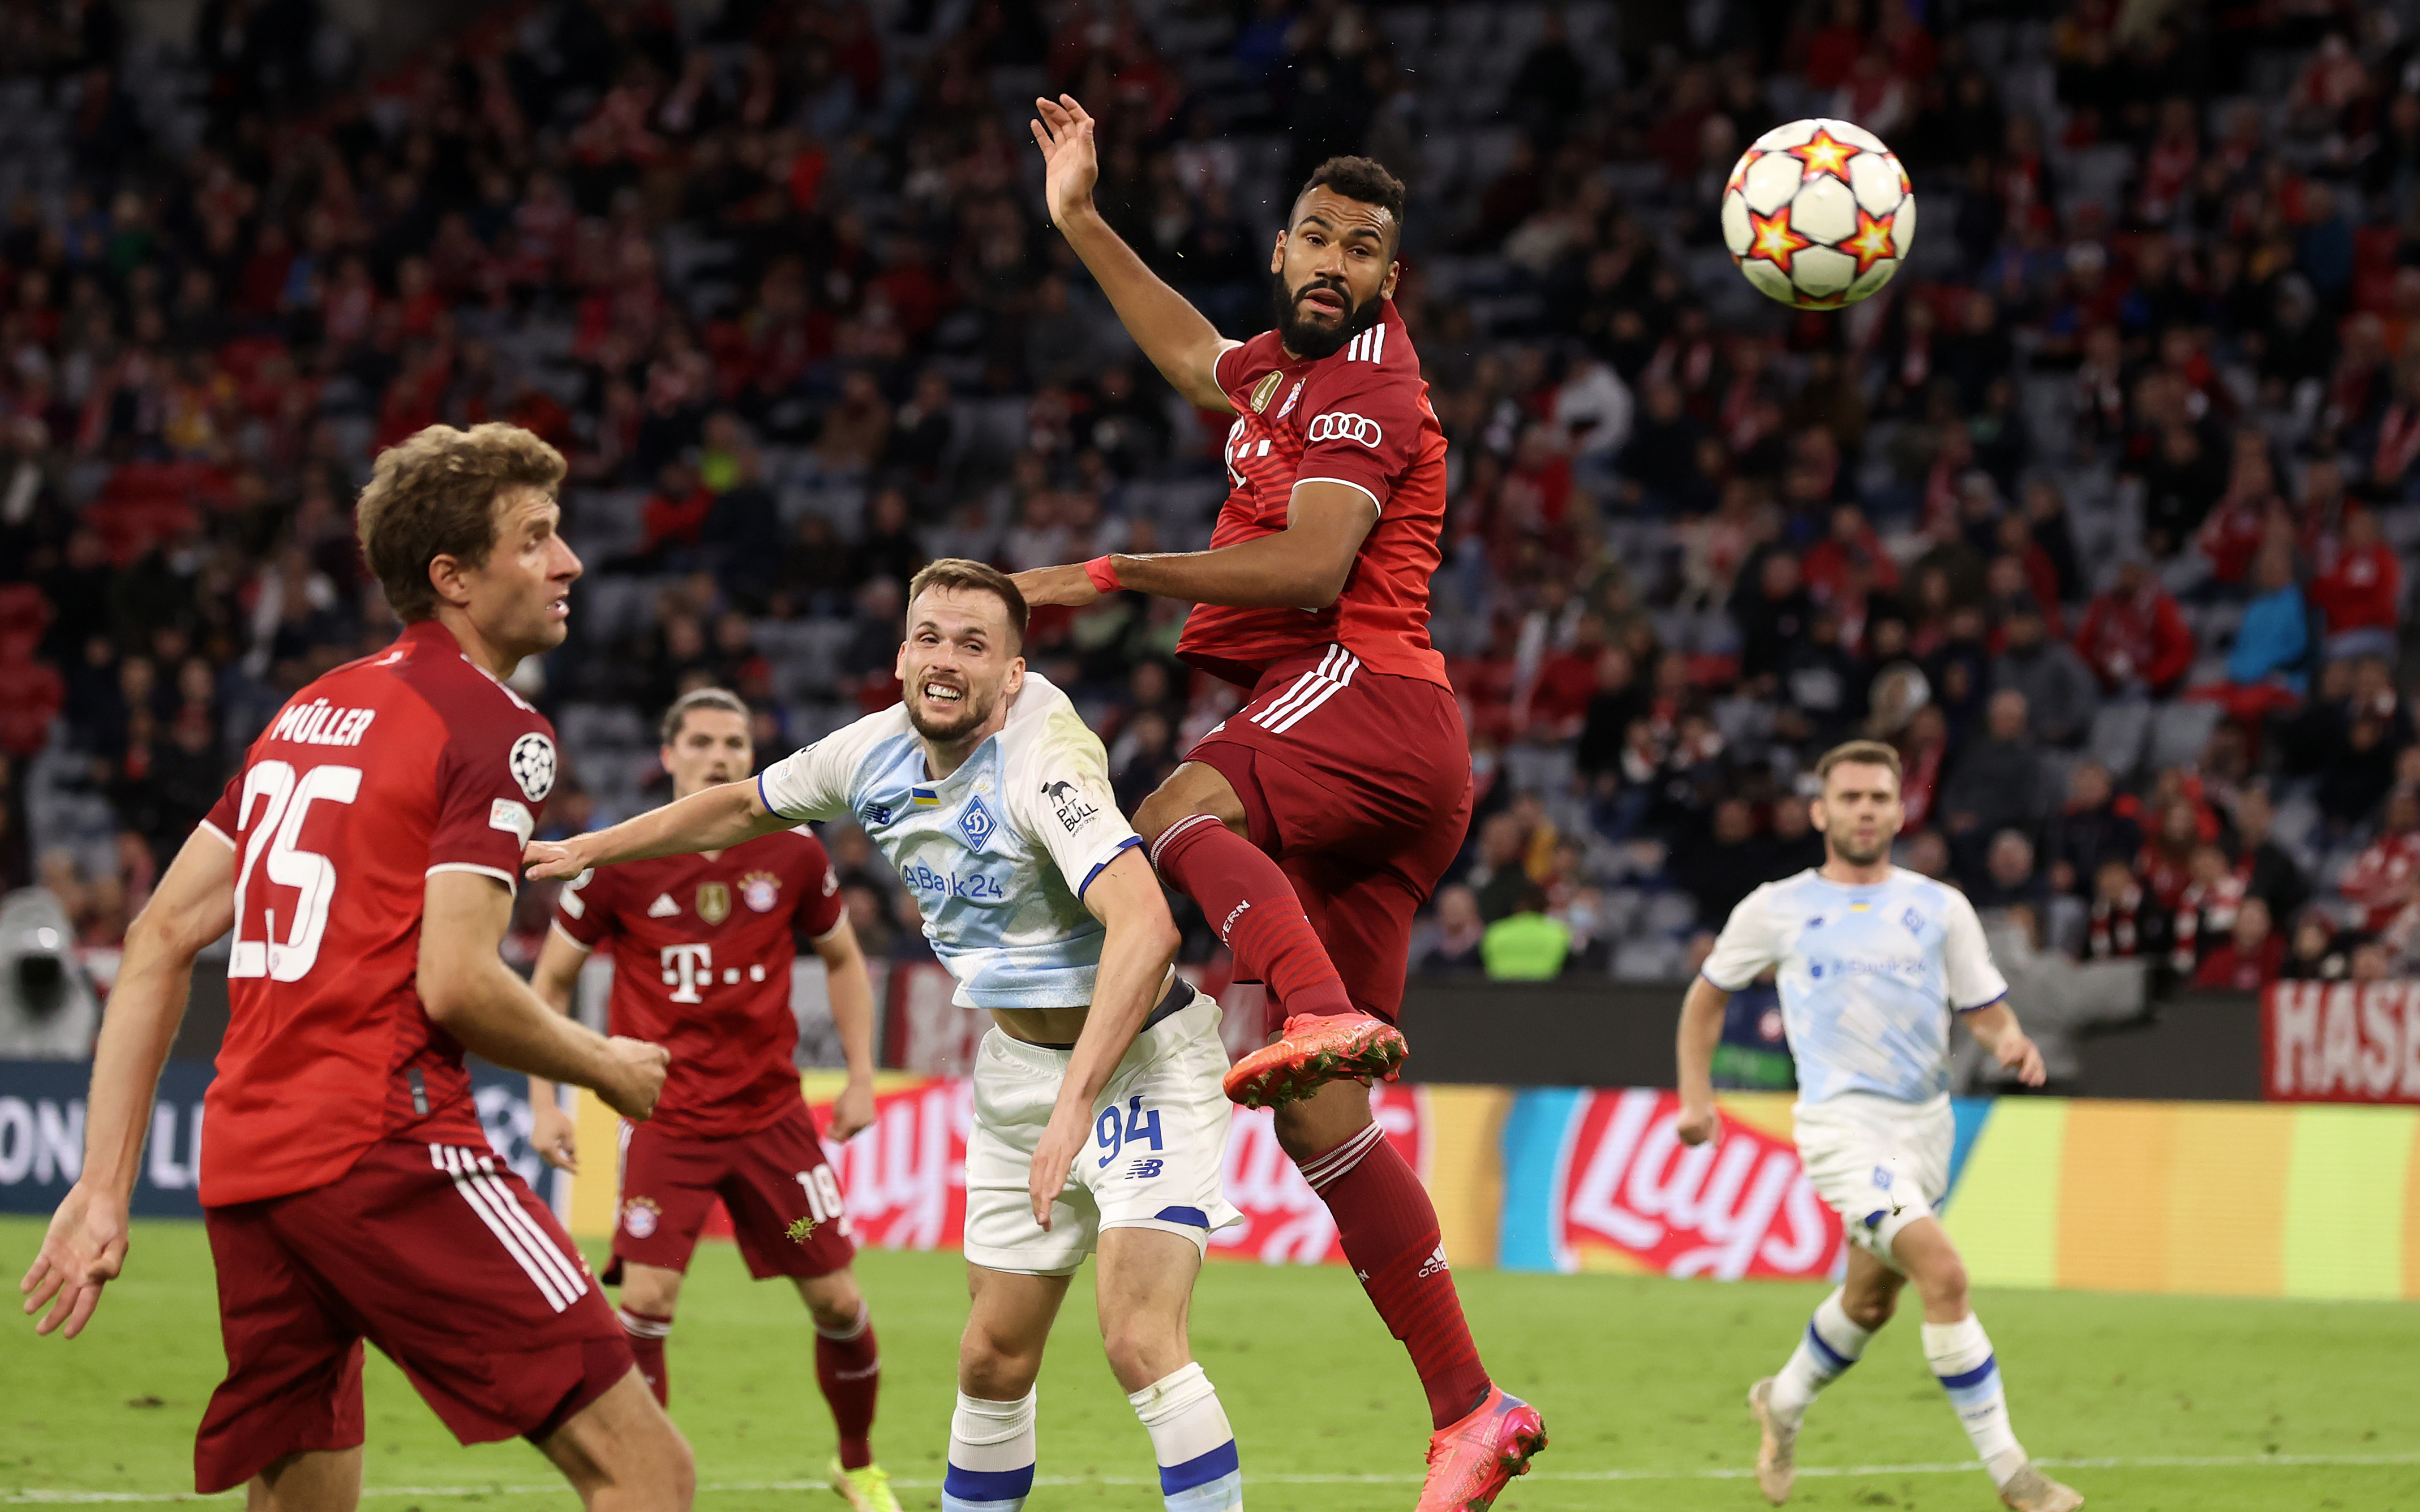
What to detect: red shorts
<box><xmin>1187</xmin><ymin>645</ymin><xmax>1473</xmax><ymax>1033</ymax></box>
<box><xmin>195</xmin><ymin>1139</ymin><xmax>631</xmax><ymax>1494</ymax></box>
<box><xmin>610</xmin><ymin>1099</ymin><xmax>857</xmax><ymax>1282</ymax></box>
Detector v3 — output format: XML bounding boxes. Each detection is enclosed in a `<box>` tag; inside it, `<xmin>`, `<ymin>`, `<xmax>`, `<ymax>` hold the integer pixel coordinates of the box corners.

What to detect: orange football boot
<box><xmin>1220</xmin><ymin>1011</ymin><xmax>1408</xmax><ymax>1107</ymax></box>
<box><xmin>1415</xmin><ymin>1386</ymin><xmax>1547</xmax><ymax>1511</ymax></box>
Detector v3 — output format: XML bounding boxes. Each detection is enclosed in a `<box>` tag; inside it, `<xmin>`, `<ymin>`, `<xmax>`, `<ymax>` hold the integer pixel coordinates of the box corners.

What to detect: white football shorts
<box><xmin>1792</xmin><ymin>1090</ymin><xmax>1954</xmax><ymax>1268</ymax></box>
<box><xmin>963</xmin><ymin>984</ymin><xmax>1242</xmax><ymax>1276</ymax></box>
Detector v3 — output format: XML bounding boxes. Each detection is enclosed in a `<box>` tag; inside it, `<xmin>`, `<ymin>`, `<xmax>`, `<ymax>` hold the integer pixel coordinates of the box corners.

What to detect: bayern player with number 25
<box><xmin>525</xmin><ymin>686</ymin><xmax>895</xmax><ymax>1511</ymax></box>
<box><xmin>21</xmin><ymin>424</ymin><xmax>690</xmax><ymax>1509</ymax></box>
<box><xmin>1019</xmin><ymin>94</ymin><xmax>1543</xmax><ymax>1508</ymax></box>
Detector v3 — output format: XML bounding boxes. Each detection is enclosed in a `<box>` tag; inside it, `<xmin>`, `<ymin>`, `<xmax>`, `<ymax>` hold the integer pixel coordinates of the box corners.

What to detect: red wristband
<box><xmin>1082</xmin><ymin>555</ymin><xmax>1121</xmax><ymax>594</ymax></box>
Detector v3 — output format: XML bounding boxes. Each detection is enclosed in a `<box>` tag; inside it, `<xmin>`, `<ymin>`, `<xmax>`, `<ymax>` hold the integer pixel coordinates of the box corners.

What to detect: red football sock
<box><xmin>617</xmin><ymin>1307</ymin><xmax>672</xmax><ymax>1407</ymax></box>
<box><xmin>1151</xmin><ymin>815</ymin><xmax>1354</xmax><ymax>1019</ymax></box>
<box><xmin>1301</xmin><ymin>1123</ymin><xmax>1492</xmax><ymax>1431</ymax></box>
<box><xmin>816</xmin><ymin>1304</ymin><xmax>880</xmax><ymax>1470</ymax></box>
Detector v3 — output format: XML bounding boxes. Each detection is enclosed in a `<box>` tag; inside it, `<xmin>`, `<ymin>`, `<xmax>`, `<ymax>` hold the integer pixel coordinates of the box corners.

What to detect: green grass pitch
<box><xmin>6</xmin><ymin>1217</ymin><xmax>2417</xmax><ymax>1510</ymax></box>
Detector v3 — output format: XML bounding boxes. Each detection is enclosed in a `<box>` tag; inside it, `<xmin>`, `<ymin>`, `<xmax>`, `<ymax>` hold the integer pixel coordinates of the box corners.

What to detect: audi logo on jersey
<box><xmin>1306</xmin><ymin>411</ymin><xmax>1383</xmax><ymax>447</ymax></box>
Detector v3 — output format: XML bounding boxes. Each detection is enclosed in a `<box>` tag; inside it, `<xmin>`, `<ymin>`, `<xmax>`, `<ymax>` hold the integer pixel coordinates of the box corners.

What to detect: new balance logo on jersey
<box><xmin>1306</xmin><ymin>411</ymin><xmax>1383</xmax><ymax>447</ymax></box>
<box><xmin>647</xmin><ymin>893</ymin><xmax>679</xmax><ymax>918</ymax></box>
<box><xmin>1417</xmin><ymin>1242</ymin><xmax>1450</xmax><ymax>1279</ymax></box>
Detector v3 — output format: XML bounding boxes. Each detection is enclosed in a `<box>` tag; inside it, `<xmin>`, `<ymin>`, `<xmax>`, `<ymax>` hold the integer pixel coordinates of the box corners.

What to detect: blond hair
<box><xmin>355</xmin><ymin>423</ymin><xmax>567</xmax><ymax>622</ymax></box>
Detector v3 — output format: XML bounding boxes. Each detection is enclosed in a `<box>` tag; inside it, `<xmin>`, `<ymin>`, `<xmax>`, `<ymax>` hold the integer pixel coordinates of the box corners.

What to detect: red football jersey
<box><xmin>197</xmin><ymin>621</ymin><xmax>559</xmax><ymax>1207</ymax></box>
<box><xmin>552</xmin><ymin>829</ymin><xmax>845</xmax><ymax>1139</ymax></box>
<box><xmin>1176</xmin><ymin>298</ymin><xmax>1451</xmax><ymax>691</ymax></box>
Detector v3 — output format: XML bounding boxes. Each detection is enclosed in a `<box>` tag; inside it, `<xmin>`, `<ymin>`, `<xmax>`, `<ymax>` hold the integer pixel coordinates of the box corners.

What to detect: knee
<box><xmin>1840</xmin><ymin>1288</ymin><xmax>1896</xmax><ymax>1332</ymax></box>
<box><xmin>1100</xmin><ymin>1318</ymin><xmax>1184</xmax><ymax>1394</ymax></box>
<box><xmin>1131</xmin><ymin>787</ymin><xmax>1191</xmax><ymax>849</ymax></box>
<box><xmin>1917</xmin><ymin>1256</ymin><xmax>1971</xmax><ymax>1316</ymax></box>
<box><xmin>1271</xmin><ymin>1084</ymin><xmax>1370</xmax><ymax>1163</ymax></box>
<box><xmin>800</xmin><ymin>1274</ymin><xmax>864</xmax><ymax>1334</ymax></box>
<box><xmin>597</xmin><ymin>1414</ymin><xmax>694</xmax><ymax>1511</ymax></box>
<box><xmin>617</xmin><ymin>1270</ymin><xmax>680</xmax><ymax>1320</ymax></box>
<box><xmin>959</xmin><ymin>1328</ymin><xmax>1043</xmax><ymax>1401</ymax></box>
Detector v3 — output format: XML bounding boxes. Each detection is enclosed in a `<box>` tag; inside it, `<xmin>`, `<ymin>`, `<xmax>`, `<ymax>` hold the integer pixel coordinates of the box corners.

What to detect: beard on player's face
<box><xmin>1822</xmin><ymin>810</ymin><xmax>1897</xmax><ymax>866</ymax></box>
<box><xmin>903</xmin><ymin>660</ymin><xmax>1001</xmax><ymax>744</ymax></box>
<box><xmin>1271</xmin><ymin>267</ymin><xmax>1379</xmax><ymax>360</ymax></box>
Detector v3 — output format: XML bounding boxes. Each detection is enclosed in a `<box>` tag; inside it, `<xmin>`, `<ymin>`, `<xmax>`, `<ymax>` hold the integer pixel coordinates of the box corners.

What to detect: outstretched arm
<box><xmin>420</xmin><ymin>872</ymin><xmax>668</xmax><ymax>1118</ymax></box>
<box><xmin>524</xmin><ymin>778</ymin><xmax>789</xmax><ymax>881</ymax></box>
<box><xmin>22</xmin><ymin>827</ymin><xmax>233</xmax><ymax>1338</ymax></box>
<box><xmin>1013</xmin><ymin>481</ymin><xmax>1376</xmax><ymax>611</ymax></box>
<box><xmin>1032</xmin><ymin>94</ymin><xmax>1237</xmax><ymax>412</ymax></box>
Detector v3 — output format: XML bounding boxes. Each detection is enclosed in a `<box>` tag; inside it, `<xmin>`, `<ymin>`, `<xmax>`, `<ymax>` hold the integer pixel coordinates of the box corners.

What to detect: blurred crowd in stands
<box><xmin>2</xmin><ymin>0</ymin><xmax>2418</xmax><ymax>1004</ymax></box>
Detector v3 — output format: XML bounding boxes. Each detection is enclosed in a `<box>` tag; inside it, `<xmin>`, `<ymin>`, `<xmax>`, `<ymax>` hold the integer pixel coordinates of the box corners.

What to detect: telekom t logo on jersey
<box><xmin>660</xmin><ymin>943</ymin><xmax>714</xmax><ymax>1003</ymax></box>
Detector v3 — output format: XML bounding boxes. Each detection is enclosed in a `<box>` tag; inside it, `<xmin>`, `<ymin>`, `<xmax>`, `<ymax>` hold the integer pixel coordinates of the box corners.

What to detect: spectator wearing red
<box><xmin>2192</xmin><ymin>897</ymin><xmax>2285</xmax><ymax>990</ymax></box>
<box><xmin>2340</xmin><ymin>788</ymin><xmax>2420</xmax><ymax>931</ymax></box>
<box><xmin>1801</xmin><ymin>503</ymin><xmax>1900</xmax><ymax>608</ymax></box>
<box><xmin>2074</xmin><ymin>559</ymin><xmax>2194</xmax><ymax>694</ymax></box>
<box><xmin>634</xmin><ymin>458</ymin><xmax>714</xmax><ymax>562</ymax></box>
<box><xmin>2310</xmin><ymin>507</ymin><xmax>2401</xmax><ymax>658</ymax></box>
<box><xmin>2194</xmin><ymin>429</ymin><xmax>2288</xmax><ymax>589</ymax></box>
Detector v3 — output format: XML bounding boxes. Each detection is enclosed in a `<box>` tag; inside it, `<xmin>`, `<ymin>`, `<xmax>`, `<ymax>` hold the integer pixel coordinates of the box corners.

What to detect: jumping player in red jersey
<box><xmin>1018</xmin><ymin>96</ymin><xmax>1546</xmax><ymax>1509</ymax></box>
<box><xmin>525</xmin><ymin>686</ymin><xmax>897</xmax><ymax>1511</ymax></box>
<box><xmin>19</xmin><ymin>424</ymin><xmax>692</xmax><ymax>1510</ymax></box>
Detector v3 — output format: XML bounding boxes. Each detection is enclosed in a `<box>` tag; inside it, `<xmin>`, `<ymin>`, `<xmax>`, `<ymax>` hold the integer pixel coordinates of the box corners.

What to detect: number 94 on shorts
<box><xmin>963</xmin><ymin>990</ymin><xmax>1243</xmax><ymax>1276</ymax></box>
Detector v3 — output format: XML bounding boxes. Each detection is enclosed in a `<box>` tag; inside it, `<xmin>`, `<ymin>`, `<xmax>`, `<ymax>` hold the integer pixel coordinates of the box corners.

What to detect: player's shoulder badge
<box><xmin>508</xmin><ymin>732</ymin><xmax>556</xmax><ymax>802</ymax></box>
<box><xmin>1041</xmin><ymin>776</ymin><xmax>1098</xmax><ymax>834</ymax></box>
<box><xmin>697</xmin><ymin>881</ymin><xmax>731</xmax><ymax>924</ymax></box>
<box><xmin>1248</xmin><ymin>370</ymin><xmax>1282</xmax><ymax>413</ymax></box>
<box><xmin>740</xmin><ymin>869</ymin><xmax>781</xmax><ymax>912</ymax></box>
<box><xmin>958</xmin><ymin>793</ymin><xmax>997</xmax><ymax>852</ymax></box>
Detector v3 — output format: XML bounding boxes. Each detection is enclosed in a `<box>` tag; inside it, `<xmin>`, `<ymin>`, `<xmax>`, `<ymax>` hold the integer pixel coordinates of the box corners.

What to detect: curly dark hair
<box><xmin>1297</xmin><ymin>156</ymin><xmax>1407</xmax><ymax>241</ymax></box>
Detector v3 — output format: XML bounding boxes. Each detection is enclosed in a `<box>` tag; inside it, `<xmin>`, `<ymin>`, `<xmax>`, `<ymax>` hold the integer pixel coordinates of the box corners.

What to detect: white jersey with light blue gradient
<box><xmin>755</xmin><ymin>672</ymin><xmax>1141</xmax><ymax>1010</ymax></box>
<box><xmin>1700</xmin><ymin>867</ymin><xmax>2009</xmax><ymax>1105</ymax></box>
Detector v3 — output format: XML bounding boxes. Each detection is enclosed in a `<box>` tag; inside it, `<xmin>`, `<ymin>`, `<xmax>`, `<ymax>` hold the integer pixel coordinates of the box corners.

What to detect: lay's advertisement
<box><xmin>549</xmin><ymin>1075</ymin><xmax>2420</xmax><ymax>1304</ymax></box>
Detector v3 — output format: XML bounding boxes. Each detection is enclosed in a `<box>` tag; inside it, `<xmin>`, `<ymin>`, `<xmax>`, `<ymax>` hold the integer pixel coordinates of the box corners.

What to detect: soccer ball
<box><xmin>1720</xmin><ymin>118</ymin><xmax>1914</xmax><ymax>310</ymax></box>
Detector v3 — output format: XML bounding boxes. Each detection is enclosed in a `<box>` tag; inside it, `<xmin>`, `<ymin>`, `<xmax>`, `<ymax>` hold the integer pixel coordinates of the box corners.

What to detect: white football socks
<box><xmin>942</xmin><ymin>1389</ymin><xmax>1037</xmax><ymax>1512</ymax></box>
<box><xmin>1923</xmin><ymin>1313</ymin><xmax>2027</xmax><ymax>1487</ymax></box>
<box><xmin>1769</xmin><ymin>1287</ymin><xmax>1873</xmax><ymax>1425</ymax></box>
<box><xmin>1129</xmin><ymin>1363</ymin><xmax>1243</xmax><ymax>1511</ymax></box>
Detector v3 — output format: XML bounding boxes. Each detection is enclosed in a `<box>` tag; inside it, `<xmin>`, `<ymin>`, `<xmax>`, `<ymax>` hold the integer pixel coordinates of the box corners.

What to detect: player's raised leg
<box><xmin>945</xmin><ymin>1266</ymin><xmax>1067</xmax><ymax>1512</ymax></box>
<box><xmin>1096</xmin><ymin>1227</ymin><xmax>1244</xmax><ymax>1512</ymax></box>
<box><xmin>1140</xmin><ymin>765</ymin><xmax>1404</xmax><ymax>1100</ymax></box>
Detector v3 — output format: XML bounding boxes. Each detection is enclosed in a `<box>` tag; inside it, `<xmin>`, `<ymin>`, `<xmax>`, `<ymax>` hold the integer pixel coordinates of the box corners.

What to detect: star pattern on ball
<box><xmin>1843</xmin><ymin>207</ymin><xmax>1899</xmax><ymax>275</ymax></box>
<box><xmin>1726</xmin><ymin>149</ymin><xmax>1760</xmax><ymax>195</ymax></box>
<box><xmin>1787</xmin><ymin>127</ymin><xmax>1857</xmax><ymax>183</ymax></box>
<box><xmin>1743</xmin><ymin>205</ymin><xmax>1813</xmax><ymax>274</ymax></box>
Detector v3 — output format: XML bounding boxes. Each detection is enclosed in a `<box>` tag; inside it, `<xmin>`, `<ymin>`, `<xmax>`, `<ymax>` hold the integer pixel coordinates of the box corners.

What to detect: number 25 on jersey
<box><xmin>228</xmin><ymin>759</ymin><xmax>361</xmax><ymax>982</ymax></box>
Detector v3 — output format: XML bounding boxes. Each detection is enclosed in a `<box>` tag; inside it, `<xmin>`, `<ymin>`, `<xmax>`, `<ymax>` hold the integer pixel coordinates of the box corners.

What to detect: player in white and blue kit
<box><xmin>1675</xmin><ymin>740</ymin><xmax>2080</xmax><ymax>1512</ymax></box>
<box><xmin>526</xmin><ymin>561</ymin><xmax>1245</xmax><ymax>1512</ymax></box>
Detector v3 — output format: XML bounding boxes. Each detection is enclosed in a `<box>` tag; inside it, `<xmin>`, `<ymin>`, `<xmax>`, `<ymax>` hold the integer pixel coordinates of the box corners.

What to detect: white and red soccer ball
<box><xmin>1720</xmin><ymin>118</ymin><xmax>1915</xmax><ymax>310</ymax></box>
